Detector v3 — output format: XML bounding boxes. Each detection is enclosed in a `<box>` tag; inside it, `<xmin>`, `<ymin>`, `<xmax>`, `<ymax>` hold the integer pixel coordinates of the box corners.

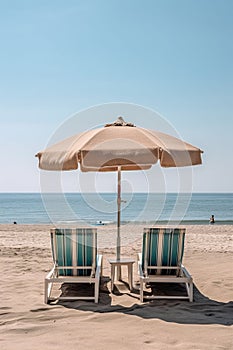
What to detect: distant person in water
<box><xmin>13</xmin><ymin>221</ymin><xmax>17</xmax><ymax>224</ymax></box>
<box><xmin>209</xmin><ymin>215</ymin><xmax>215</xmax><ymax>224</ymax></box>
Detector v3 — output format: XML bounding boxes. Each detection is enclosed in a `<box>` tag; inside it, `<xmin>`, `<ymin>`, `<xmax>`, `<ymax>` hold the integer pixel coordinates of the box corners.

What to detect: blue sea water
<box><xmin>0</xmin><ymin>193</ymin><xmax>233</xmax><ymax>225</ymax></box>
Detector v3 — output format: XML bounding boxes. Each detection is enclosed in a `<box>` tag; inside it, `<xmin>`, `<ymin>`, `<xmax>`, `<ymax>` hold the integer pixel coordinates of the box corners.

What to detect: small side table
<box><xmin>109</xmin><ymin>258</ymin><xmax>135</xmax><ymax>292</ymax></box>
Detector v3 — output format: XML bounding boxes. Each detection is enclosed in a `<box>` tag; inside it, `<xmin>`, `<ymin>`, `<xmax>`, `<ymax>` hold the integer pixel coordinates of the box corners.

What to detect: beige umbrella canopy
<box><xmin>36</xmin><ymin>117</ymin><xmax>203</xmax><ymax>260</ymax></box>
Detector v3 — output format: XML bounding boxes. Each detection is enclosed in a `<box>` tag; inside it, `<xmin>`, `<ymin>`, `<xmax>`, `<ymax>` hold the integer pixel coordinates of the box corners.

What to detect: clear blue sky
<box><xmin>0</xmin><ymin>0</ymin><xmax>232</xmax><ymax>192</ymax></box>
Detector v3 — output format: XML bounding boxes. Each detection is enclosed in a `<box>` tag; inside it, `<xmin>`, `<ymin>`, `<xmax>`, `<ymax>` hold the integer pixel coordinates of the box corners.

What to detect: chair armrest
<box><xmin>95</xmin><ymin>254</ymin><xmax>103</xmax><ymax>278</ymax></box>
<box><xmin>45</xmin><ymin>265</ymin><xmax>56</xmax><ymax>280</ymax></box>
<box><xmin>137</xmin><ymin>253</ymin><xmax>142</xmax><ymax>263</ymax></box>
<box><xmin>181</xmin><ymin>264</ymin><xmax>193</xmax><ymax>280</ymax></box>
<box><xmin>137</xmin><ymin>253</ymin><xmax>143</xmax><ymax>277</ymax></box>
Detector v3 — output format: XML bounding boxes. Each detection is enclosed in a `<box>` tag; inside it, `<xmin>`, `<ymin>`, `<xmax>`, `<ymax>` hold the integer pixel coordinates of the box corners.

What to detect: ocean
<box><xmin>0</xmin><ymin>193</ymin><xmax>232</xmax><ymax>225</ymax></box>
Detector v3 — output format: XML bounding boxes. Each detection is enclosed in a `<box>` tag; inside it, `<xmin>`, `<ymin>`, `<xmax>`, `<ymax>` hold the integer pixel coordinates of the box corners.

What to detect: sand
<box><xmin>0</xmin><ymin>224</ymin><xmax>233</xmax><ymax>349</ymax></box>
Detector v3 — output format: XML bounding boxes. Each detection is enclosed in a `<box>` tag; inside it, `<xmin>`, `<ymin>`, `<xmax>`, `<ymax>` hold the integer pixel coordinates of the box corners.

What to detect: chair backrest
<box><xmin>50</xmin><ymin>228</ymin><xmax>97</xmax><ymax>276</ymax></box>
<box><xmin>142</xmin><ymin>228</ymin><xmax>186</xmax><ymax>275</ymax></box>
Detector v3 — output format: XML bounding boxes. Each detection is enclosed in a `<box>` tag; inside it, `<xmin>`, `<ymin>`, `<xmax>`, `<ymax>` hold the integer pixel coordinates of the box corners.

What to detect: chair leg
<box><xmin>45</xmin><ymin>279</ymin><xmax>53</xmax><ymax>304</ymax></box>
<box><xmin>128</xmin><ymin>264</ymin><xmax>133</xmax><ymax>291</ymax></box>
<box><xmin>94</xmin><ymin>279</ymin><xmax>99</xmax><ymax>303</ymax></box>
<box><xmin>44</xmin><ymin>279</ymin><xmax>49</xmax><ymax>304</ymax></box>
<box><xmin>189</xmin><ymin>282</ymin><xmax>193</xmax><ymax>302</ymax></box>
<box><xmin>140</xmin><ymin>279</ymin><xmax>144</xmax><ymax>302</ymax></box>
<box><xmin>185</xmin><ymin>281</ymin><xmax>193</xmax><ymax>302</ymax></box>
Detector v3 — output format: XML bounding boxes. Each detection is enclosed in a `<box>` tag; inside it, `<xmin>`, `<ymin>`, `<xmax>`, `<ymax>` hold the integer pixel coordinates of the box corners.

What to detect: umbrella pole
<box><xmin>117</xmin><ymin>166</ymin><xmax>121</xmax><ymax>280</ymax></box>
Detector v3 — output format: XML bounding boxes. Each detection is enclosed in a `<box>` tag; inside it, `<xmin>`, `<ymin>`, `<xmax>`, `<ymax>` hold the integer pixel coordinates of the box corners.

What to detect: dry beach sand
<box><xmin>0</xmin><ymin>224</ymin><xmax>233</xmax><ymax>349</ymax></box>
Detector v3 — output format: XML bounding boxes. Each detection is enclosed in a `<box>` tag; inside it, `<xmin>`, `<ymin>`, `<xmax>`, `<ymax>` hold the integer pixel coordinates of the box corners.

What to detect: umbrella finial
<box><xmin>105</xmin><ymin>116</ymin><xmax>135</xmax><ymax>127</ymax></box>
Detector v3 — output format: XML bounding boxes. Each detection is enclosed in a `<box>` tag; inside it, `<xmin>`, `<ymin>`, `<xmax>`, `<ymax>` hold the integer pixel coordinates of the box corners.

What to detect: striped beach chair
<box><xmin>45</xmin><ymin>228</ymin><xmax>102</xmax><ymax>304</ymax></box>
<box><xmin>138</xmin><ymin>228</ymin><xmax>193</xmax><ymax>302</ymax></box>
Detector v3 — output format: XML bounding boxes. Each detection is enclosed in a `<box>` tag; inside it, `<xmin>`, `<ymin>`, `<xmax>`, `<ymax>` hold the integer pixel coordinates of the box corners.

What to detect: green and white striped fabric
<box><xmin>50</xmin><ymin>228</ymin><xmax>97</xmax><ymax>277</ymax></box>
<box><xmin>142</xmin><ymin>228</ymin><xmax>185</xmax><ymax>275</ymax></box>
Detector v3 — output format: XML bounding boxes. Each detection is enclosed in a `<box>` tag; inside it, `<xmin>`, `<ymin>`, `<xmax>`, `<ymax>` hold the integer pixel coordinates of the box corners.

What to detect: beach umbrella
<box><xmin>36</xmin><ymin>117</ymin><xmax>203</xmax><ymax>261</ymax></box>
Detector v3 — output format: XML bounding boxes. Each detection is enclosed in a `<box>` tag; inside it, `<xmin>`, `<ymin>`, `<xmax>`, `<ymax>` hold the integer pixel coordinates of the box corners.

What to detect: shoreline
<box><xmin>2</xmin><ymin>219</ymin><xmax>233</xmax><ymax>225</ymax></box>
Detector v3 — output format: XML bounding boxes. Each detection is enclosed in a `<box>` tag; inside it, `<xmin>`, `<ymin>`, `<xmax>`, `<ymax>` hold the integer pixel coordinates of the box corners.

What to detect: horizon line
<box><xmin>0</xmin><ymin>191</ymin><xmax>232</xmax><ymax>194</ymax></box>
